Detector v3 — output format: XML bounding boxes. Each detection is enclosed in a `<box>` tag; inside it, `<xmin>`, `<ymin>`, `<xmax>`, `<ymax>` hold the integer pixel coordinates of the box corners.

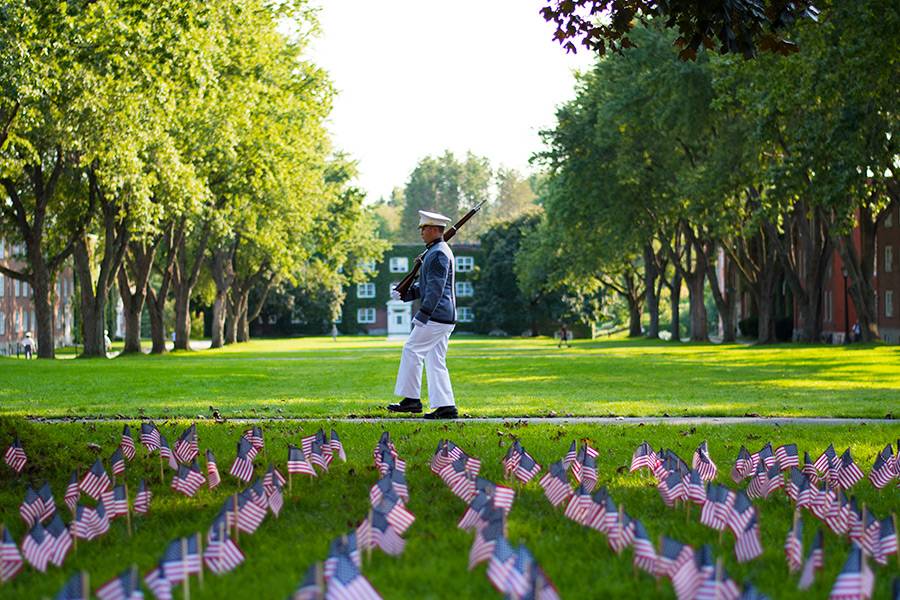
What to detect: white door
<box><xmin>386</xmin><ymin>300</ymin><xmax>412</xmax><ymax>335</ymax></box>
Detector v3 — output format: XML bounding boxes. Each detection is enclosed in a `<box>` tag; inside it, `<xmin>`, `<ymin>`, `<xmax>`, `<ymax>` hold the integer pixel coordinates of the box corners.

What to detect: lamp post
<box><xmin>842</xmin><ymin>267</ymin><xmax>849</xmax><ymax>343</ymax></box>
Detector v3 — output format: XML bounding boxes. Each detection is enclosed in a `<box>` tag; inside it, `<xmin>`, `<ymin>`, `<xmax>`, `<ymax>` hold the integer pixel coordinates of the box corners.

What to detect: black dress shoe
<box><xmin>424</xmin><ymin>406</ymin><xmax>458</xmax><ymax>420</ymax></box>
<box><xmin>387</xmin><ymin>398</ymin><xmax>422</xmax><ymax>413</ymax></box>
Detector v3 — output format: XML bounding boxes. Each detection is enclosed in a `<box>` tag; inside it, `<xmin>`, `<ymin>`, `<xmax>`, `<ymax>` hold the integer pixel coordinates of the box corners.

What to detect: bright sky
<box><xmin>307</xmin><ymin>0</ymin><xmax>595</xmax><ymax>201</ymax></box>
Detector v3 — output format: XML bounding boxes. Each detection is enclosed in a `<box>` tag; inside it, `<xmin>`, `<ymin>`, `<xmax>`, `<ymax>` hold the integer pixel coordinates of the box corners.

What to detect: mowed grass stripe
<box><xmin>0</xmin><ymin>419</ymin><xmax>897</xmax><ymax>599</ymax></box>
<box><xmin>2</xmin><ymin>336</ymin><xmax>899</xmax><ymax>418</ymax></box>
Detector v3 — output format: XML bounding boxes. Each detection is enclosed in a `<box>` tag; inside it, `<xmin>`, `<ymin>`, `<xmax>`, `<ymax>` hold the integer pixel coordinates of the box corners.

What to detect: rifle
<box><xmin>393</xmin><ymin>199</ymin><xmax>487</xmax><ymax>298</ymax></box>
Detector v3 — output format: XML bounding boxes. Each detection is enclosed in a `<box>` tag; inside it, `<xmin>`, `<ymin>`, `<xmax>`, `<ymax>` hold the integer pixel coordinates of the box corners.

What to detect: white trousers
<box><xmin>394</xmin><ymin>321</ymin><xmax>456</xmax><ymax>408</ymax></box>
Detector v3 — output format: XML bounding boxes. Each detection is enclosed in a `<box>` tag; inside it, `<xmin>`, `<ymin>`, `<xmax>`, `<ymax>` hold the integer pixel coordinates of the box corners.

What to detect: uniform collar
<box><xmin>425</xmin><ymin>238</ymin><xmax>442</xmax><ymax>250</ymax></box>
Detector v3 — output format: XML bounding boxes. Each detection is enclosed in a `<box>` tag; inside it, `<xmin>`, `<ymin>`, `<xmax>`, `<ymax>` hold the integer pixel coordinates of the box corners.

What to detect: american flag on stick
<box><xmin>230</xmin><ymin>437</ymin><xmax>256</xmax><ymax>482</ymax></box>
<box><xmin>373</xmin><ymin>495</ymin><xmax>415</xmax><ymax>535</ymax></box>
<box><xmin>327</xmin><ymin>553</ymin><xmax>382</xmax><ymax>600</ymax></box>
<box><xmin>764</xmin><ymin>463</ymin><xmax>785</xmax><ymax>497</ymax></box>
<box><xmin>362</xmin><ymin>510</ymin><xmax>406</xmax><ymax>556</ymax></box>
<box><xmin>205</xmin><ymin>516</ymin><xmax>245</xmax><ymax>575</ymax></box>
<box><xmin>607</xmin><ymin>506</ymin><xmax>636</xmax><ymax>554</ymax></box>
<box><xmin>695</xmin><ymin>558</ymin><xmax>740</xmax><ymax>600</ymax></box>
<box><xmin>630</xmin><ymin>441</ymin><xmax>657</xmax><ymax>472</ymax></box>
<box><xmin>539</xmin><ymin>461</ymin><xmax>572</xmax><ymax>507</ymax></box>
<box><xmin>171</xmin><ymin>460</ymin><xmax>206</xmax><ymax>497</ymax></box>
<box><xmin>672</xmin><ymin>544</ymin><xmax>712</xmax><ymax>600</ymax></box>
<box><xmin>21</xmin><ymin>521</ymin><xmax>51</xmax><ymax>572</ymax></box>
<box><xmin>287</xmin><ymin>445</ymin><xmax>316</xmax><ymax>476</ymax></box>
<box><xmin>468</xmin><ymin>517</ymin><xmax>505</xmax><ymax>570</ymax></box>
<box><xmin>872</xmin><ymin>515</ymin><xmax>897</xmax><ymax>565</ymax></box>
<box><xmin>96</xmin><ymin>565</ymin><xmax>142</xmax><ymax>600</ymax></box>
<box><xmin>110</xmin><ymin>447</ymin><xmax>126</xmax><ymax>477</ymax></box>
<box><xmin>324</xmin><ymin>534</ymin><xmax>361</xmax><ymax>579</ymax></box>
<box><xmin>785</xmin><ymin>513</ymin><xmax>804</xmax><ymax>572</ymax></box>
<box><xmin>502</xmin><ymin>440</ymin><xmax>522</xmax><ymax>477</ymax></box>
<box><xmin>775</xmin><ymin>444</ymin><xmax>800</xmax><ymax>470</ymax></box>
<box><xmin>159</xmin><ymin>435</ymin><xmax>178</xmax><ymax>471</ymax></box>
<box><xmin>798</xmin><ymin>528</ymin><xmax>824</xmax><ymax>590</ymax></box>
<box><xmin>513</xmin><ymin>449</ymin><xmax>542</xmax><ymax>484</ymax></box>
<box><xmin>143</xmin><ymin>562</ymin><xmax>172</xmax><ymax>600</ymax></box>
<box><xmin>658</xmin><ymin>470</ymin><xmax>687</xmax><ymax>507</ymax></box>
<box><xmin>107</xmin><ymin>484</ymin><xmax>129</xmax><ymax>518</ymax></box>
<box><xmin>684</xmin><ymin>469</ymin><xmax>707</xmax><ymax>505</ymax></box>
<box><xmin>485</xmin><ymin>536</ymin><xmax>516</xmax><ymax>595</ymax></box>
<box><xmin>44</xmin><ymin>513</ymin><xmax>72</xmax><ymax>567</ymax></box>
<box><xmin>836</xmin><ymin>448</ymin><xmax>865</xmax><ymax>490</ymax></box>
<box><xmin>562</xmin><ymin>440</ymin><xmax>577</xmax><ymax>470</ymax></box>
<box><xmin>869</xmin><ymin>445</ymin><xmax>896</xmax><ymax>489</ymax></box>
<box><xmin>133</xmin><ymin>479</ymin><xmax>152</xmax><ymax>515</ymax></box>
<box><xmin>80</xmin><ymin>458</ymin><xmax>111</xmax><ymax>500</ymax></box>
<box><xmin>803</xmin><ymin>451</ymin><xmax>820</xmax><ymax>484</ymax></box>
<box><xmin>235</xmin><ymin>488</ymin><xmax>267</xmax><ymax>534</ymax></box>
<box><xmin>734</xmin><ymin>514</ymin><xmax>763</xmax><ymax>563</ymax></box>
<box><xmin>474</xmin><ymin>477</ymin><xmax>514</xmax><ymax>513</ymax></box>
<box><xmin>728</xmin><ymin>490</ymin><xmax>756</xmax><ymax>536</ymax></box>
<box><xmin>4</xmin><ymin>437</ymin><xmax>27</xmax><ymax>473</ymax></box>
<box><xmin>693</xmin><ymin>441</ymin><xmax>718</xmax><ymax>481</ymax></box>
<box><xmin>140</xmin><ymin>422</ymin><xmax>161</xmax><ymax>453</ymax></box>
<box><xmin>731</xmin><ymin>446</ymin><xmax>753</xmax><ymax>483</ymax></box>
<box><xmin>815</xmin><ymin>444</ymin><xmax>837</xmax><ymax>473</ymax></box>
<box><xmin>120</xmin><ymin>425</ymin><xmax>136</xmax><ymax>461</ymax></box>
<box><xmin>655</xmin><ymin>536</ymin><xmax>694</xmax><ymax>579</ymax></box>
<box><xmin>585</xmin><ymin>488</ymin><xmax>611</xmax><ymax>533</ymax></box>
<box><xmin>0</xmin><ymin>525</ymin><xmax>24</xmax><ymax>583</ymax></box>
<box><xmin>20</xmin><ymin>486</ymin><xmax>43</xmax><ymax>527</ymax></box>
<box><xmin>746</xmin><ymin>461</ymin><xmax>768</xmax><ymax>499</ymax></box>
<box><xmin>263</xmin><ymin>463</ymin><xmax>287</xmax><ymax>494</ymax></box>
<box><xmin>293</xmin><ymin>563</ymin><xmax>325</xmax><ymax>600</ymax></box>
<box><xmin>440</xmin><ymin>457</ymin><xmax>476</xmax><ymax>501</ymax></box>
<box><xmin>243</xmin><ymin>426</ymin><xmax>264</xmax><ymax>459</ymax></box>
<box><xmin>206</xmin><ymin>449</ymin><xmax>221</xmax><ymax>489</ymax></box>
<box><xmin>64</xmin><ymin>470</ymin><xmax>80</xmax><ymax>513</ymax></box>
<box><xmin>563</xmin><ymin>484</ymin><xmax>594</xmax><ymax>524</ymax></box>
<box><xmin>632</xmin><ymin>519</ymin><xmax>657</xmax><ymax>573</ymax></box>
<box><xmin>828</xmin><ymin>544</ymin><xmax>874</xmax><ymax>600</ymax></box>
<box><xmin>266</xmin><ymin>480</ymin><xmax>284</xmax><ymax>517</ymax></box>
<box><xmin>174</xmin><ymin>423</ymin><xmax>199</xmax><ymax>464</ymax></box>
<box><xmin>55</xmin><ymin>570</ymin><xmax>89</xmax><ymax>600</ymax></box>
<box><xmin>330</xmin><ymin>429</ymin><xmax>346</xmax><ymax>462</ymax></box>
<box><xmin>700</xmin><ymin>484</ymin><xmax>726</xmax><ymax>530</ymax></box>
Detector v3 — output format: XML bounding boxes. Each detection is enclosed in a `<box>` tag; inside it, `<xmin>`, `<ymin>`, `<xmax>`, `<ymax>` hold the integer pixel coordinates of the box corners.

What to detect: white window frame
<box><xmin>357</xmin><ymin>308</ymin><xmax>376</xmax><ymax>324</ymax></box>
<box><xmin>458</xmin><ymin>307</ymin><xmax>474</xmax><ymax>322</ymax></box>
<box><xmin>357</xmin><ymin>283</ymin><xmax>376</xmax><ymax>298</ymax></box>
<box><xmin>455</xmin><ymin>281</ymin><xmax>474</xmax><ymax>297</ymax></box>
<box><xmin>14</xmin><ymin>279</ymin><xmax>20</xmax><ymax>297</ymax></box>
<box><xmin>0</xmin><ymin>239</ymin><xmax>4</xmax><ymax>258</ymax></box>
<box><xmin>0</xmin><ymin>312</ymin><xmax>5</xmax><ymax>335</ymax></box>
<box><xmin>886</xmin><ymin>245</ymin><xmax>893</xmax><ymax>273</ymax></box>
<box><xmin>0</xmin><ymin>273</ymin><xmax>4</xmax><ymax>297</ymax></box>
<box><xmin>359</xmin><ymin>260</ymin><xmax>376</xmax><ymax>274</ymax></box>
<box><xmin>886</xmin><ymin>290</ymin><xmax>895</xmax><ymax>318</ymax></box>
<box><xmin>456</xmin><ymin>256</ymin><xmax>475</xmax><ymax>272</ymax></box>
<box><xmin>389</xmin><ymin>257</ymin><xmax>409</xmax><ymax>273</ymax></box>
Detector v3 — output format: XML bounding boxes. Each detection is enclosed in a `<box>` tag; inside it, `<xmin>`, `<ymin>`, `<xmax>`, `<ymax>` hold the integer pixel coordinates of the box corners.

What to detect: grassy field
<box><xmin>1</xmin><ymin>336</ymin><xmax>899</xmax><ymax>418</ymax></box>
<box><xmin>0</xmin><ymin>418</ymin><xmax>898</xmax><ymax>599</ymax></box>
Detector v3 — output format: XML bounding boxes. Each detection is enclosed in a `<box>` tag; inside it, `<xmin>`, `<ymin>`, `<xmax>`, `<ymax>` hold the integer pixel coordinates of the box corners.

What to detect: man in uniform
<box><xmin>387</xmin><ymin>210</ymin><xmax>458</xmax><ymax>419</ymax></box>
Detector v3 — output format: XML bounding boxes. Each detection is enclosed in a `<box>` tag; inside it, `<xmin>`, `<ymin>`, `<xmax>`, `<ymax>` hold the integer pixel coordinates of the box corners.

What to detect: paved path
<box><xmin>25</xmin><ymin>416</ymin><xmax>897</xmax><ymax>426</ymax></box>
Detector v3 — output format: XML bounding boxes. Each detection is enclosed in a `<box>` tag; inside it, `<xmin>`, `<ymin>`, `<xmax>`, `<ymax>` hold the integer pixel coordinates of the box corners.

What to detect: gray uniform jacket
<box><xmin>402</xmin><ymin>239</ymin><xmax>456</xmax><ymax>325</ymax></box>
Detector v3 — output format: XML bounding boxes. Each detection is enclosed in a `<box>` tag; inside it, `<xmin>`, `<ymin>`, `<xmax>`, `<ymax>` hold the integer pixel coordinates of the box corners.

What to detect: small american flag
<box><xmin>235</xmin><ymin>488</ymin><xmax>267</xmax><ymax>534</ymax></box>
<box><xmin>108</xmin><ymin>485</ymin><xmax>129</xmax><ymax>518</ymax></box>
<box><xmin>632</xmin><ymin>519</ymin><xmax>657</xmax><ymax>573</ymax></box>
<box><xmin>263</xmin><ymin>463</ymin><xmax>287</xmax><ymax>493</ymax></box>
<box><xmin>746</xmin><ymin>460</ymin><xmax>768</xmax><ymax>499</ymax></box>
<box><xmin>143</xmin><ymin>563</ymin><xmax>173</xmax><ymax>600</ymax></box>
<box><xmin>64</xmin><ymin>470</ymin><xmax>80</xmax><ymax>513</ymax></box>
<box><xmin>585</xmin><ymin>488</ymin><xmax>610</xmax><ymax>532</ymax></box>
<box><xmin>55</xmin><ymin>570</ymin><xmax>88</xmax><ymax>600</ymax></box>
<box><xmin>764</xmin><ymin>463</ymin><xmax>785</xmax><ymax>497</ymax></box>
<box><xmin>367</xmin><ymin>511</ymin><xmax>406</xmax><ymax>556</ymax></box>
<box><xmin>324</xmin><ymin>533</ymin><xmax>361</xmax><ymax>579</ymax></box>
<box><xmin>734</xmin><ymin>514</ymin><xmax>763</xmax><ymax>563</ymax></box>
<box><xmin>868</xmin><ymin>445</ymin><xmax>896</xmax><ymax>489</ymax></box>
<box><xmin>875</xmin><ymin>516</ymin><xmax>898</xmax><ymax>565</ymax></box>
<box><xmin>243</xmin><ymin>426</ymin><xmax>264</xmax><ymax>457</ymax></box>
<box><xmin>630</xmin><ymin>441</ymin><xmax>657</xmax><ymax>472</ymax></box>
<box><xmin>730</xmin><ymin>446</ymin><xmax>753</xmax><ymax>482</ymax></box>
<box><xmin>96</xmin><ymin>565</ymin><xmax>142</xmax><ymax>600</ymax></box>
<box><xmin>44</xmin><ymin>513</ymin><xmax>72</xmax><ymax>567</ymax></box>
<box><xmin>695</xmin><ymin>561</ymin><xmax>740</xmax><ymax>600</ymax></box>
<box><xmin>267</xmin><ymin>480</ymin><xmax>284</xmax><ymax>517</ymax></box>
<box><xmin>563</xmin><ymin>440</ymin><xmax>577</xmax><ymax>470</ymax></box>
<box><xmin>474</xmin><ymin>478</ymin><xmax>514</xmax><ymax>513</ymax></box>
<box><xmin>80</xmin><ymin>458</ymin><xmax>112</xmax><ymax>500</ymax></box>
<box><xmin>672</xmin><ymin>544</ymin><xmax>711</xmax><ymax>600</ymax></box>
<box><xmin>785</xmin><ymin>516</ymin><xmax>804</xmax><ymax>572</ymax></box>
<box><xmin>293</xmin><ymin>563</ymin><xmax>324</xmax><ymax>600</ymax></box>
<box><xmin>539</xmin><ymin>461</ymin><xmax>572</xmax><ymax>507</ymax></box>
<box><xmin>330</xmin><ymin>429</ymin><xmax>346</xmax><ymax>462</ymax></box>
<box><xmin>502</xmin><ymin>441</ymin><xmax>522</xmax><ymax>476</ymax></box>
<box><xmin>206</xmin><ymin>449</ymin><xmax>221</xmax><ymax>489</ymax></box>
<box><xmin>327</xmin><ymin>553</ymin><xmax>382</xmax><ymax>600</ymax></box>
<box><xmin>825</xmin><ymin>491</ymin><xmax>850</xmax><ymax>535</ymax></box>
<box><xmin>21</xmin><ymin>521</ymin><xmax>51</xmax><ymax>572</ymax></box>
<box><xmin>774</xmin><ymin>444</ymin><xmax>799</xmax><ymax>470</ymax></box>
<box><xmin>575</xmin><ymin>449</ymin><xmax>598</xmax><ymax>491</ymax></box>
<box><xmin>786</xmin><ymin>467</ymin><xmax>806</xmax><ymax>502</ymax></box>
<box><xmin>171</xmin><ymin>461</ymin><xmax>206</xmax><ymax>497</ymax></box>
<box><xmin>798</xmin><ymin>529</ymin><xmax>824</xmax><ymax>590</ymax></box>
<box><xmin>828</xmin><ymin>544</ymin><xmax>873</xmax><ymax>600</ymax></box>
<box><xmin>700</xmin><ymin>484</ymin><xmax>726</xmax><ymax>531</ymax></box>
<box><xmin>158</xmin><ymin>435</ymin><xmax>178</xmax><ymax>471</ymax></box>
<box><xmin>174</xmin><ymin>423</ymin><xmax>199</xmax><ymax>464</ymax></box>
<box><xmin>513</xmin><ymin>450</ymin><xmax>542</xmax><ymax>484</ymax></box>
<box><xmin>563</xmin><ymin>484</ymin><xmax>593</xmax><ymax>524</ymax></box>
<box><xmin>715</xmin><ymin>488</ymin><xmax>736</xmax><ymax>529</ymax></box>
<box><xmin>120</xmin><ymin>425</ymin><xmax>136</xmax><ymax>461</ymax></box>
<box><xmin>230</xmin><ymin>437</ymin><xmax>256</xmax><ymax>482</ymax></box>
<box><xmin>459</xmin><ymin>493</ymin><xmax>504</xmax><ymax>531</ymax></box>
<box><xmin>815</xmin><ymin>443</ymin><xmax>837</xmax><ymax>473</ymax></box>
<box><xmin>486</xmin><ymin>536</ymin><xmax>516</xmax><ymax>594</ymax></box>
<box><xmin>287</xmin><ymin>445</ymin><xmax>316</xmax><ymax>476</ymax></box>
<box><xmin>753</xmin><ymin>443</ymin><xmax>776</xmax><ymax>469</ymax></box>
<box><xmin>607</xmin><ymin>508</ymin><xmax>636</xmax><ymax>554</ymax></box>
<box><xmin>110</xmin><ymin>447</ymin><xmax>126</xmax><ymax>476</ymax></box>
<box><xmin>655</xmin><ymin>537</ymin><xmax>694</xmax><ymax>579</ymax></box>
<box><xmin>373</xmin><ymin>496</ymin><xmax>415</xmax><ymax>535</ymax></box>
<box><xmin>133</xmin><ymin>479</ymin><xmax>152</xmax><ymax>515</ymax></box>
<box><xmin>836</xmin><ymin>448</ymin><xmax>865</xmax><ymax>489</ymax></box>
<box><xmin>693</xmin><ymin>441</ymin><xmax>718</xmax><ymax>481</ymax></box>
<box><xmin>727</xmin><ymin>491</ymin><xmax>755</xmax><ymax>536</ymax></box>
<box><xmin>140</xmin><ymin>422</ymin><xmax>161</xmax><ymax>452</ymax></box>
<box><xmin>205</xmin><ymin>516</ymin><xmax>245</xmax><ymax>574</ymax></box>
<box><xmin>19</xmin><ymin>486</ymin><xmax>43</xmax><ymax>527</ymax></box>
<box><xmin>0</xmin><ymin>526</ymin><xmax>24</xmax><ymax>583</ymax></box>
<box><xmin>684</xmin><ymin>469</ymin><xmax>707</xmax><ymax>505</ymax></box>
<box><xmin>159</xmin><ymin>540</ymin><xmax>186</xmax><ymax>585</ymax></box>
<box><xmin>469</xmin><ymin>518</ymin><xmax>504</xmax><ymax>569</ymax></box>
<box><xmin>740</xmin><ymin>583</ymin><xmax>771</xmax><ymax>600</ymax></box>
<box><xmin>803</xmin><ymin>451</ymin><xmax>820</xmax><ymax>484</ymax></box>
<box><xmin>4</xmin><ymin>437</ymin><xmax>27</xmax><ymax>473</ymax></box>
<box><xmin>440</xmin><ymin>458</ymin><xmax>476</xmax><ymax>501</ymax></box>
<box><xmin>658</xmin><ymin>470</ymin><xmax>686</xmax><ymax>507</ymax></box>
<box><xmin>308</xmin><ymin>440</ymin><xmax>330</xmax><ymax>472</ymax></box>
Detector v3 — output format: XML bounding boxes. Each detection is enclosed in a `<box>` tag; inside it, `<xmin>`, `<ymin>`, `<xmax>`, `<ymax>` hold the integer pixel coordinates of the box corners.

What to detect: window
<box><xmin>886</xmin><ymin>209</ymin><xmax>894</xmax><ymax>228</ymax></box>
<box><xmin>0</xmin><ymin>239</ymin><xmax>4</xmax><ymax>258</ymax></box>
<box><xmin>456</xmin><ymin>256</ymin><xmax>474</xmax><ymax>272</ymax></box>
<box><xmin>357</xmin><ymin>283</ymin><xmax>375</xmax><ymax>298</ymax></box>
<box><xmin>458</xmin><ymin>307</ymin><xmax>474</xmax><ymax>322</ymax></box>
<box><xmin>357</xmin><ymin>308</ymin><xmax>376</xmax><ymax>324</ymax></box>
<box><xmin>886</xmin><ymin>290</ymin><xmax>895</xmax><ymax>318</ymax></box>
<box><xmin>886</xmin><ymin>246</ymin><xmax>894</xmax><ymax>273</ymax></box>
<box><xmin>358</xmin><ymin>260</ymin><xmax>376</xmax><ymax>274</ymax></box>
<box><xmin>267</xmin><ymin>314</ymin><xmax>278</xmax><ymax>325</ymax></box>
<box><xmin>30</xmin><ymin>311</ymin><xmax>35</xmax><ymax>330</ymax></box>
<box><xmin>456</xmin><ymin>281</ymin><xmax>474</xmax><ymax>297</ymax></box>
<box><xmin>0</xmin><ymin>312</ymin><xmax>5</xmax><ymax>335</ymax></box>
<box><xmin>389</xmin><ymin>257</ymin><xmax>408</xmax><ymax>273</ymax></box>
<box><xmin>0</xmin><ymin>274</ymin><xmax>4</xmax><ymax>297</ymax></box>
<box><xmin>14</xmin><ymin>279</ymin><xmax>20</xmax><ymax>297</ymax></box>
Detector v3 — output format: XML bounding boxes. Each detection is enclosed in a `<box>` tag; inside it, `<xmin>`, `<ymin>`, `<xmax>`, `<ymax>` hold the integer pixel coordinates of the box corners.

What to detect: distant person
<box><xmin>851</xmin><ymin>321</ymin><xmax>860</xmax><ymax>343</ymax></box>
<box><xmin>557</xmin><ymin>323</ymin><xmax>571</xmax><ymax>348</ymax></box>
<box><xmin>21</xmin><ymin>332</ymin><xmax>35</xmax><ymax>359</ymax></box>
<box><xmin>331</xmin><ymin>323</ymin><xmax>339</xmax><ymax>342</ymax></box>
<box><xmin>104</xmin><ymin>329</ymin><xmax>112</xmax><ymax>354</ymax></box>
<box><xmin>387</xmin><ymin>210</ymin><xmax>458</xmax><ymax>419</ymax></box>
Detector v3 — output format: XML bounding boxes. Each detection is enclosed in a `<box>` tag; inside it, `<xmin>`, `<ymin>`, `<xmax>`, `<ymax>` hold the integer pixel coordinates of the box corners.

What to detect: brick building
<box><xmin>0</xmin><ymin>239</ymin><xmax>75</xmax><ymax>354</ymax></box>
<box><xmin>340</xmin><ymin>243</ymin><xmax>482</xmax><ymax>335</ymax></box>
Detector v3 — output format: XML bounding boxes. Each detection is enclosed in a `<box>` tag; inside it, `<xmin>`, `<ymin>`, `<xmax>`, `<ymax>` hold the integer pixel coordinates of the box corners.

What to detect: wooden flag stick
<box><xmin>82</xmin><ymin>570</ymin><xmax>90</xmax><ymax>600</ymax></box>
<box><xmin>289</xmin><ymin>471</ymin><xmax>293</xmax><ymax>494</ymax></box>
<box><xmin>617</xmin><ymin>503</ymin><xmax>624</xmax><ymax>555</ymax></box>
<box><xmin>366</xmin><ymin>510</ymin><xmax>373</xmax><ymax>563</ymax></box>
<box><xmin>181</xmin><ymin>537</ymin><xmax>190</xmax><ymax>600</ymax></box>
<box><xmin>233</xmin><ymin>494</ymin><xmax>240</xmax><ymax>542</ymax></box>
<box><xmin>893</xmin><ymin>513</ymin><xmax>899</xmax><ymax>568</ymax></box>
<box><xmin>196</xmin><ymin>531</ymin><xmax>204</xmax><ymax>588</ymax></box>
<box><xmin>131</xmin><ymin>564</ymin><xmax>138</xmax><ymax>597</ymax></box>
<box><xmin>655</xmin><ymin>534</ymin><xmax>663</xmax><ymax>591</ymax></box>
<box><xmin>315</xmin><ymin>562</ymin><xmax>324</xmax><ymax>599</ymax></box>
<box><xmin>159</xmin><ymin>453</ymin><xmax>164</xmax><ymax>485</ymax></box>
<box><xmin>713</xmin><ymin>557</ymin><xmax>723</xmax><ymax>600</ymax></box>
<box><xmin>125</xmin><ymin>483</ymin><xmax>133</xmax><ymax>538</ymax></box>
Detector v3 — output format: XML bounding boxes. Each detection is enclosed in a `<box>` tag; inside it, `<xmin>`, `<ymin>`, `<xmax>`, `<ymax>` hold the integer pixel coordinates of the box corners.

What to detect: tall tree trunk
<box><xmin>643</xmin><ymin>244</ymin><xmax>660</xmax><ymax>339</ymax></box>
<box><xmin>668</xmin><ymin>271</ymin><xmax>682</xmax><ymax>341</ymax></box>
<box><xmin>237</xmin><ymin>290</ymin><xmax>250</xmax><ymax>342</ymax></box>
<box><xmin>757</xmin><ymin>267</ymin><xmax>779</xmax><ymax>344</ymax></box>
<box><xmin>171</xmin><ymin>222</ymin><xmax>211</xmax><ymax>351</ymax></box>
<box><xmin>145</xmin><ymin>221</ymin><xmax>185</xmax><ymax>354</ymax></box>
<box><xmin>703</xmin><ymin>244</ymin><xmax>737</xmax><ymax>343</ymax></box>
<box><xmin>224</xmin><ymin>295</ymin><xmax>238</xmax><ymax>345</ymax></box>
<box><xmin>209</xmin><ymin>242</ymin><xmax>237</xmax><ymax>349</ymax></box>
<box><xmin>116</xmin><ymin>241</ymin><xmax>157</xmax><ymax>354</ymax></box>
<box><xmin>685</xmin><ymin>268</ymin><xmax>708</xmax><ymax>341</ymax></box>
<box><xmin>146</xmin><ymin>287</ymin><xmax>168</xmax><ymax>354</ymax></box>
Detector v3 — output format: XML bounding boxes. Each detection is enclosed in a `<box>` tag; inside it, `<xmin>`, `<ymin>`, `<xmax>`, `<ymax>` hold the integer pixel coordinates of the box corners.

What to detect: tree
<box><xmin>493</xmin><ymin>168</ymin><xmax>538</xmax><ymax>222</ymax></box>
<box><xmin>541</xmin><ymin>0</ymin><xmax>820</xmax><ymax>59</ymax></box>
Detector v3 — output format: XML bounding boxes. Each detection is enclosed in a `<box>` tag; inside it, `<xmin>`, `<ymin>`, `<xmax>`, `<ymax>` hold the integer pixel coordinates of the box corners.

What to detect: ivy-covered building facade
<box><xmin>339</xmin><ymin>243</ymin><xmax>482</xmax><ymax>335</ymax></box>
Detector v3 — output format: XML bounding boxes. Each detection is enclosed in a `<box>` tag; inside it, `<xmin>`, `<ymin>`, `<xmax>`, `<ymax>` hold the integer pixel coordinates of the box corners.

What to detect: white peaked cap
<box><xmin>418</xmin><ymin>210</ymin><xmax>451</xmax><ymax>227</ymax></box>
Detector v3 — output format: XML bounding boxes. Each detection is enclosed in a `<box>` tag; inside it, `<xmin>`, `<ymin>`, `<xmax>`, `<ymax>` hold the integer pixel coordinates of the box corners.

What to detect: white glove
<box><xmin>390</xmin><ymin>289</ymin><xmax>401</xmax><ymax>301</ymax></box>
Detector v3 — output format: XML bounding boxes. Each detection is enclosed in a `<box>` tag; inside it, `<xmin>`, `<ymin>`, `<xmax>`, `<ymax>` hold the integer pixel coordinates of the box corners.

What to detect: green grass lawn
<box><xmin>1</xmin><ymin>419</ymin><xmax>898</xmax><ymax>599</ymax></box>
<box><xmin>2</xmin><ymin>336</ymin><xmax>899</xmax><ymax>418</ymax></box>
